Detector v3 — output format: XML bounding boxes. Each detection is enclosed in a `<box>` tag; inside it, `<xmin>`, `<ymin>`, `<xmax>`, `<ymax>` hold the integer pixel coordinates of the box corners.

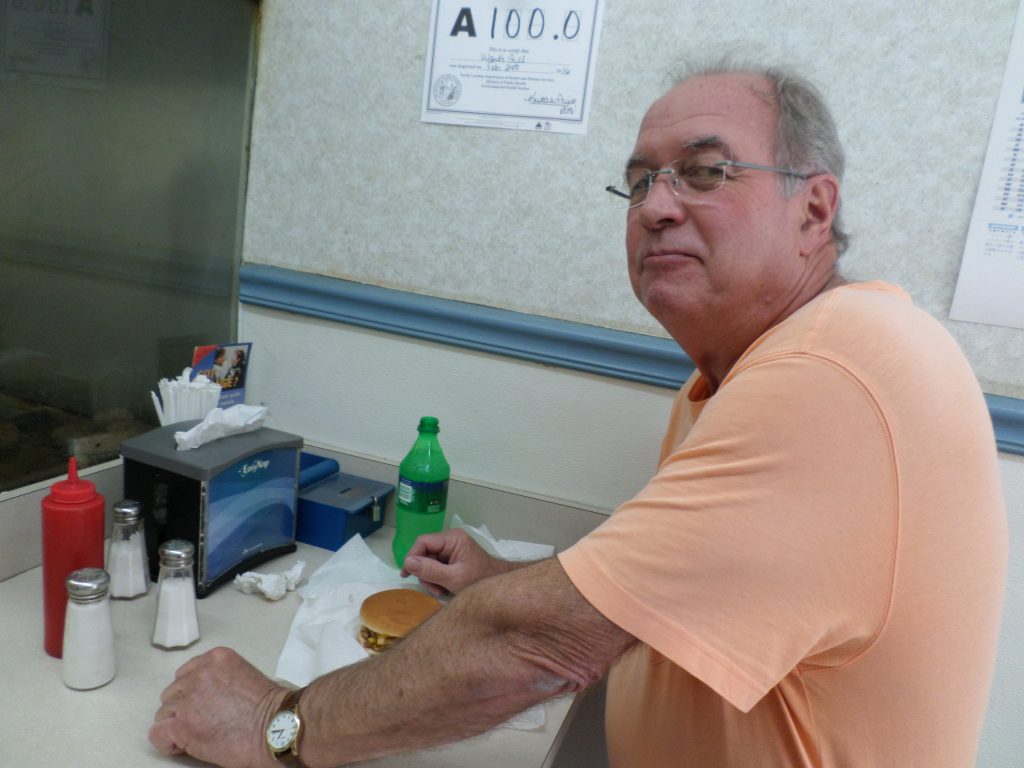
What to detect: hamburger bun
<box><xmin>358</xmin><ymin>588</ymin><xmax>442</xmax><ymax>653</ymax></box>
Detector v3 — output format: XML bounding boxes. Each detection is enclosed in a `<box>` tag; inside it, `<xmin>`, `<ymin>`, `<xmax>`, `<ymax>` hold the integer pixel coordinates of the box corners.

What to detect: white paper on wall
<box><xmin>421</xmin><ymin>0</ymin><xmax>604</xmax><ymax>135</ymax></box>
<box><xmin>0</xmin><ymin>0</ymin><xmax>110</xmax><ymax>90</ymax></box>
<box><xmin>951</xmin><ymin>1</ymin><xmax>1024</xmax><ymax>330</ymax></box>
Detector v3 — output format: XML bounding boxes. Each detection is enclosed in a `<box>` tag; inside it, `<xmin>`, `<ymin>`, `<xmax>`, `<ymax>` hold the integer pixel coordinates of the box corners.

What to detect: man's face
<box><xmin>625</xmin><ymin>73</ymin><xmax>809</xmax><ymax>339</ymax></box>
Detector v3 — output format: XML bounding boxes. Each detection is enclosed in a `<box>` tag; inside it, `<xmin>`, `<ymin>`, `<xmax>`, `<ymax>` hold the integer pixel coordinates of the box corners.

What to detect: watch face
<box><xmin>267</xmin><ymin>710</ymin><xmax>300</xmax><ymax>751</ymax></box>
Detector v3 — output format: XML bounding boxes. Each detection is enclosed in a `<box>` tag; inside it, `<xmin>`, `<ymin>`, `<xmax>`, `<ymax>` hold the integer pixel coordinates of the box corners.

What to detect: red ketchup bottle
<box><xmin>41</xmin><ymin>457</ymin><xmax>105</xmax><ymax>658</ymax></box>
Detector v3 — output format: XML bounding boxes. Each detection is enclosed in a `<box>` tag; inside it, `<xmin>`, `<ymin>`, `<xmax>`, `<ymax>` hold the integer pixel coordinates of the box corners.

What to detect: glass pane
<box><xmin>0</xmin><ymin>0</ymin><xmax>257</xmax><ymax>491</ymax></box>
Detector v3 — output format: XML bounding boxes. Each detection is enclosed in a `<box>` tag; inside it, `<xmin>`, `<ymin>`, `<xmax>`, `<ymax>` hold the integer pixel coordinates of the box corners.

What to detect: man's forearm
<box><xmin>298</xmin><ymin>561</ymin><xmax>578</xmax><ymax>766</ymax></box>
<box><xmin>299</xmin><ymin>628</ymin><xmax>567</xmax><ymax>765</ymax></box>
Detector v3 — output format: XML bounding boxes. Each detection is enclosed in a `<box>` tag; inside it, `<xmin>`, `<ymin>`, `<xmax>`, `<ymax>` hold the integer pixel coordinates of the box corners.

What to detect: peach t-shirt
<box><xmin>559</xmin><ymin>282</ymin><xmax>1006</xmax><ymax>767</ymax></box>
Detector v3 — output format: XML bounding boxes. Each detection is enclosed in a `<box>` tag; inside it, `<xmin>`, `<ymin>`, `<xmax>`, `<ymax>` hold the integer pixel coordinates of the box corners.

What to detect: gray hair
<box><xmin>671</xmin><ymin>57</ymin><xmax>850</xmax><ymax>256</ymax></box>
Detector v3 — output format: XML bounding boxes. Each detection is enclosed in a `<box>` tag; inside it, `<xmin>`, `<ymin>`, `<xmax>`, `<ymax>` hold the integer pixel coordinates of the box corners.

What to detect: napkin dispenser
<box><xmin>120</xmin><ymin>423</ymin><xmax>303</xmax><ymax>597</ymax></box>
<box><xmin>297</xmin><ymin>452</ymin><xmax>392</xmax><ymax>550</ymax></box>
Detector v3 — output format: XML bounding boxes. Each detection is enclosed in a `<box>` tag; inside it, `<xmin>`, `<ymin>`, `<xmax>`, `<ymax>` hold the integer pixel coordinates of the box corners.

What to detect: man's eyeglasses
<box><xmin>606</xmin><ymin>160</ymin><xmax>810</xmax><ymax>208</ymax></box>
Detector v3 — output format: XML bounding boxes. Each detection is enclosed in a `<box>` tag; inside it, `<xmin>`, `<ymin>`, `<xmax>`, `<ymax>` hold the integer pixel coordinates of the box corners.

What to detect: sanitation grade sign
<box><xmin>421</xmin><ymin>1</ymin><xmax>604</xmax><ymax>134</ymax></box>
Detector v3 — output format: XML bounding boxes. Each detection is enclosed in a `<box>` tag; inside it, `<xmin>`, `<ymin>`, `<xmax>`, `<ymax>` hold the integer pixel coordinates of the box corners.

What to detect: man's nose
<box><xmin>636</xmin><ymin>174</ymin><xmax>686</xmax><ymax>228</ymax></box>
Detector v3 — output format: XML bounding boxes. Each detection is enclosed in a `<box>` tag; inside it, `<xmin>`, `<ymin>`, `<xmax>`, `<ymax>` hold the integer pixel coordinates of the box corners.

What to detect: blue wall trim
<box><xmin>240</xmin><ymin>263</ymin><xmax>695</xmax><ymax>388</ymax></box>
<box><xmin>240</xmin><ymin>263</ymin><xmax>1024</xmax><ymax>457</ymax></box>
<box><xmin>986</xmin><ymin>394</ymin><xmax>1024</xmax><ymax>456</ymax></box>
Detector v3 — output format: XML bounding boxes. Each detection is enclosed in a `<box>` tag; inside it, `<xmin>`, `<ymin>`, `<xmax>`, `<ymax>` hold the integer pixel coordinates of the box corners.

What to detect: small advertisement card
<box><xmin>190</xmin><ymin>343</ymin><xmax>252</xmax><ymax>408</ymax></box>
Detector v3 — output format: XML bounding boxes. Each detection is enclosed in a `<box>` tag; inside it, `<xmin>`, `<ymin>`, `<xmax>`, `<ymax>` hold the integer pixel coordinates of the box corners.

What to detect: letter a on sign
<box><xmin>449</xmin><ymin>7</ymin><xmax>477</xmax><ymax>37</ymax></box>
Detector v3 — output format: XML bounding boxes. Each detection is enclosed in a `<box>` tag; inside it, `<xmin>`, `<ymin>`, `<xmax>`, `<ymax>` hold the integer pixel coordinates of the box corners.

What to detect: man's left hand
<box><xmin>149</xmin><ymin>646</ymin><xmax>286</xmax><ymax>768</ymax></box>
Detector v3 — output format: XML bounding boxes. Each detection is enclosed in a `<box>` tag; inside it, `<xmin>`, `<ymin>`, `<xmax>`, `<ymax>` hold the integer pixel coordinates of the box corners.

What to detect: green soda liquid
<box><xmin>392</xmin><ymin>417</ymin><xmax>450</xmax><ymax>567</ymax></box>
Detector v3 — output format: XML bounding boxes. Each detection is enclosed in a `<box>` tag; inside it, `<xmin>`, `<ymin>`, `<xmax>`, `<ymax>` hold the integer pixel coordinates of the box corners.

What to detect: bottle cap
<box><xmin>49</xmin><ymin>457</ymin><xmax>98</xmax><ymax>504</ymax></box>
<box><xmin>113</xmin><ymin>499</ymin><xmax>142</xmax><ymax>524</ymax></box>
<box><xmin>159</xmin><ymin>539</ymin><xmax>195</xmax><ymax>566</ymax></box>
<box><xmin>418</xmin><ymin>416</ymin><xmax>440</xmax><ymax>433</ymax></box>
<box><xmin>66</xmin><ymin>568</ymin><xmax>110</xmax><ymax>602</ymax></box>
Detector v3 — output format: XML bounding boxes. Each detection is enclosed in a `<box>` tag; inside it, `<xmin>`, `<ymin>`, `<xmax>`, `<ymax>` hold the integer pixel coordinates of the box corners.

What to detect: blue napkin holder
<box><xmin>121</xmin><ymin>423</ymin><xmax>302</xmax><ymax>598</ymax></box>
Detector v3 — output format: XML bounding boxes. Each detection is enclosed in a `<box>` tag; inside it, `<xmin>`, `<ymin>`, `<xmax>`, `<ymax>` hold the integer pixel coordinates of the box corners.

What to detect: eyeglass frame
<box><xmin>605</xmin><ymin>159</ymin><xmax>812</xmax><ymax>208</ymax></box>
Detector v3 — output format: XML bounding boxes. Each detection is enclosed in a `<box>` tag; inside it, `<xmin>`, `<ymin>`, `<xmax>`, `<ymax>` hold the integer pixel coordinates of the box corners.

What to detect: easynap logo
<box><xmin>238</xmin><ymin>457</ymin><xmax>270</xmax><ymax>478</ymax></box>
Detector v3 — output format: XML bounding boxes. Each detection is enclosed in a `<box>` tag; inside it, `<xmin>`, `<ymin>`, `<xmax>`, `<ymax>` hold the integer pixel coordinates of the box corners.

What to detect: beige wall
<box><xmin>244</xmin><ymin>0</ymin><xmax>1024</xmax><ymax>399</ymax></box>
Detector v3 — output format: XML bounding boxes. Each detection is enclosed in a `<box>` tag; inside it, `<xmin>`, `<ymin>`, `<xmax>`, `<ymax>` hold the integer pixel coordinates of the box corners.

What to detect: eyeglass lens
<box><xmin>624</xmin><ymin>162</ymin><xmax>727</xmax><ymax>206</ymax></box>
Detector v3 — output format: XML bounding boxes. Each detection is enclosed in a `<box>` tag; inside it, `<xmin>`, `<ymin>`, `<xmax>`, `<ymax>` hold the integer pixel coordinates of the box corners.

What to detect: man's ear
<box><xmin>798</xmin><ymin>174</ymin><xmax>840</xmax><ymax>256</ymax></box>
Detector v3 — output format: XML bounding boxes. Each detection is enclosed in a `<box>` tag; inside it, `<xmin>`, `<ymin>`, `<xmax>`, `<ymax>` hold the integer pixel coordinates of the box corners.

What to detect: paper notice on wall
<box><xmin>950</xmin><ymin>2</ymin><xmax>1024</xmax><ymax>329</ymax></box>
<box><xmin>0</xmin><ymin>0</ymin><xmax>110</xmax><ymax>90</ymax></box>
<box><xmin>421</xmin><ymin>0</ymin><xmax>604</xmax><ymax>135</ymax></box>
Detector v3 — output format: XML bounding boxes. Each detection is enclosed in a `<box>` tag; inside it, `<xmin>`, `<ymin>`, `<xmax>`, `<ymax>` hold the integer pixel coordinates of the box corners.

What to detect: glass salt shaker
<box><xmin>107</xmin><ymin>499</ymin><xmax>149</xmax><ymax>599</ymax></box>
<box><xmin>62</xmin><ymin>567</ymin><xmax>116</xmax><ymax>690</ymax></box>
<box><xmin>152</xmin><ymin>539</ymin><xmax>200</xmax><ymax>650</ymax></box>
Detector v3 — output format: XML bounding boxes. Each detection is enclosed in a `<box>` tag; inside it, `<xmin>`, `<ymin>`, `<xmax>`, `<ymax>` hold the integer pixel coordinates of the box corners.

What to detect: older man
<box><xmin>150</xmin><ymin>62</ymin><xmax>1006</xmax><ymax>768</ymax></box>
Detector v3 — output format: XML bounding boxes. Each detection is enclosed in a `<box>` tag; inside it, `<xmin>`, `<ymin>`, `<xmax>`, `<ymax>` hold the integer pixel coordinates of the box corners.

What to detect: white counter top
<box><xmin>0</xmin><ymin>530</ymin><xmax>574</xmax><ymax>768</ymax></box>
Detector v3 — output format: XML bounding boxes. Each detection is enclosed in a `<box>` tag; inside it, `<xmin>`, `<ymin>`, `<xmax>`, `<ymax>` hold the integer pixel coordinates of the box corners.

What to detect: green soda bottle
<box><xmin>392</xmin><ymin>416</ymin><xmax>451</xmax><ymax>567</ymax></box>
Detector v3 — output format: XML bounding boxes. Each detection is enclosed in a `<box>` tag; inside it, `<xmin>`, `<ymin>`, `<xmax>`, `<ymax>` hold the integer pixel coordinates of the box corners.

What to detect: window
<box><xmin>0</xmin><ymin>0</ymin><xmax>258</xmax><ymax>490</ymax></box>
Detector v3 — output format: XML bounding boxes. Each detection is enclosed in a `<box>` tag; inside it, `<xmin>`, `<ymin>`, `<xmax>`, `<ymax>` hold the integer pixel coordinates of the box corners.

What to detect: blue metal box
<box><xmin>297</xmin><ymin>452</ymin><xmax>392</xmax><ymax>550</ymax></box>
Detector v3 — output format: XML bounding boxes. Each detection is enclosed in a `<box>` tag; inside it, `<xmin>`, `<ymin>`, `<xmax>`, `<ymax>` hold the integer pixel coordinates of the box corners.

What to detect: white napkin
<box><xmin>275</xmin><ymin>523</ymin><xmax>555</xmax><ymax>730</ymax></box>
<box><xmin>448</xmin><ymin>514</ymin><xmax>555</xmax><ymax>563</ymax></box>
<box><xmin>173</xmin><ymin>404</ymin><xmax>267</xmax><ymax>450</ymax></box>
<box><xmin>233</xmin><ymin>560</ymin><xmax>305</xmax><ymax>601</ymax></box>
<box><xmin>274</xmin><ymin>536</ymin><xmax>416</xmax><ymax>683</ymax></box>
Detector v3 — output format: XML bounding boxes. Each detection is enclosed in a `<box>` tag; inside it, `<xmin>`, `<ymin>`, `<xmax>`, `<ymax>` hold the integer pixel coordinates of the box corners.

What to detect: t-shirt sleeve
<box><xmin>558</xmin><ymin>353</ymin><xmax>898</xmax><ymax>712</ymax></box>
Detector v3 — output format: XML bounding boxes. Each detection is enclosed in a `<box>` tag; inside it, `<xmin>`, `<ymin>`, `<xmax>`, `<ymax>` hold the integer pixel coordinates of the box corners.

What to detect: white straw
<box><xmin>152</xmin><ymin>368</ymin><xmax>223</xmax><ymax>426</ymax></box>
<box><xmin>150</xmin><ymin>391</ymin><xmax>166</xmax><ymax>426</ymax></box>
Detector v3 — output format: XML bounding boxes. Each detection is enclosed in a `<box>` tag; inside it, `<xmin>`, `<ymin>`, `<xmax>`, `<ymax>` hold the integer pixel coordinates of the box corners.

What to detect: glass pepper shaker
<box><xmin>107</xmin><ymin>499</ymin><xmax>149</xmax><ymax>599</ymax></box>
<box><xmin>152</xmin><ymin>539</ymin><xmax>200</xmax><ymax>649</ymax></box>
<box><xmin>62</xmin><ymin>567</ymin><xmax>116</xmax><ymax>690</ymax></box>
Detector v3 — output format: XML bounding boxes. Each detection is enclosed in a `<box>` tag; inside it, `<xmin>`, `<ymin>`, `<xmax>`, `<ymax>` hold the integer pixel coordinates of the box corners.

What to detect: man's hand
<box><xmin>400</xmin><ymin>529</ymin><xmax>512</xmax><ymax>595</ymax></box>
<box><xmin>149</xmin><ymin>646</ymin><xmax>287</xmax><ymax>768</ymax></box>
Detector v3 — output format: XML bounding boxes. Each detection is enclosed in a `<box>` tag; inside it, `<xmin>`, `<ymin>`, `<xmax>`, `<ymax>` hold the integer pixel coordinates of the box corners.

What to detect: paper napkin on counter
<box><xmin>234</xmin><ymin>560</ymin><xmax>305</xmax><ymax>601</ymax></box>
<box><xmin>274</xmin><ymin>522</ymin><xmax>556</xmax><ymax>730</ymax></box>
<box><xmin>448</xmin><ymin>514</ymin><xmax>555</xmax><ymax>562</ymax></box>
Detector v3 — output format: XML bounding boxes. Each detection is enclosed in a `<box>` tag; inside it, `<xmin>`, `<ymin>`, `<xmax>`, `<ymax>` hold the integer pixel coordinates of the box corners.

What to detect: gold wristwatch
<box><xmin>266</xmin><ymin>687</ymin><xmax>308</xmax><ymax>767</ymax></box>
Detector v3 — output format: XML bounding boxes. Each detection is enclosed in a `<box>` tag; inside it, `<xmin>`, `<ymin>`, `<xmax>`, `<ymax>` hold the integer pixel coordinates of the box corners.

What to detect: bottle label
<box><xmin>397</xmin><ymin>477</ymin><xmax>448</xmax><ymax>513</ymax></box>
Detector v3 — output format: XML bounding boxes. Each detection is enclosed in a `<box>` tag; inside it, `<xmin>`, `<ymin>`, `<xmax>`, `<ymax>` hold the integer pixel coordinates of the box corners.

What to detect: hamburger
<box><xmin>357</xmin><ymin>588</ymin><xmax>443</xmax><ymax>654</ymax></box>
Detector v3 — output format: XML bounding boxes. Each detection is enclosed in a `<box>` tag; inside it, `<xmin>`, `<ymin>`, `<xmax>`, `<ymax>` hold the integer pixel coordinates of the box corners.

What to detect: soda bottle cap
<box><xmin>418</xmin><ymin>416</ymin><xmax>440</xmax><ymax>433</ymax></box>
<box><xmin>49</xmin><ymin>457</ymin><xmax>98</xmax><ymax>504</ymax></box>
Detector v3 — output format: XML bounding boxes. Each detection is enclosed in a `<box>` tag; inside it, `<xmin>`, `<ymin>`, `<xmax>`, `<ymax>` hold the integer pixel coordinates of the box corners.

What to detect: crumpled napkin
<box><xmin>275</xmin><ymin>520</ymin><xmax>555</xmax><ymax>729</ymax></box>
<box><xmin>174</xmin><ymin>404</ymin><xmax>267</xmax><ymax>450</ymax></box>
<box><xmin>233</xmin><ymin>560</ymin><xmax>305</xmax><ymax>601</ymax></box>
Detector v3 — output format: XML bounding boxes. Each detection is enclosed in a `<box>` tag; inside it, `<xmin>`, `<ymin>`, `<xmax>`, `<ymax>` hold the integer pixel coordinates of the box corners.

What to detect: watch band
<box><xmin>271</xmin><ymin>687</ymin><xmax>308</xmax><ymax>768</ymax></box>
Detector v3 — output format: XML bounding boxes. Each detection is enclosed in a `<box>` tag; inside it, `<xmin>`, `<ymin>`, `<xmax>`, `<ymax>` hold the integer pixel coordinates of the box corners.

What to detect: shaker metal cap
<box><xmin>158</xmin><ymin>539</ymin><xmax>195</xmax><ymax>566</ymax></box>
<box><xmin>113</xmin><ymin>499</ymin><xmax>142</xmax><ymax>524</ymax></box>
<box><xmin>66</xmin><ymin>567</ymin><xmax>110</xmax><ymax>602</ymax></box>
